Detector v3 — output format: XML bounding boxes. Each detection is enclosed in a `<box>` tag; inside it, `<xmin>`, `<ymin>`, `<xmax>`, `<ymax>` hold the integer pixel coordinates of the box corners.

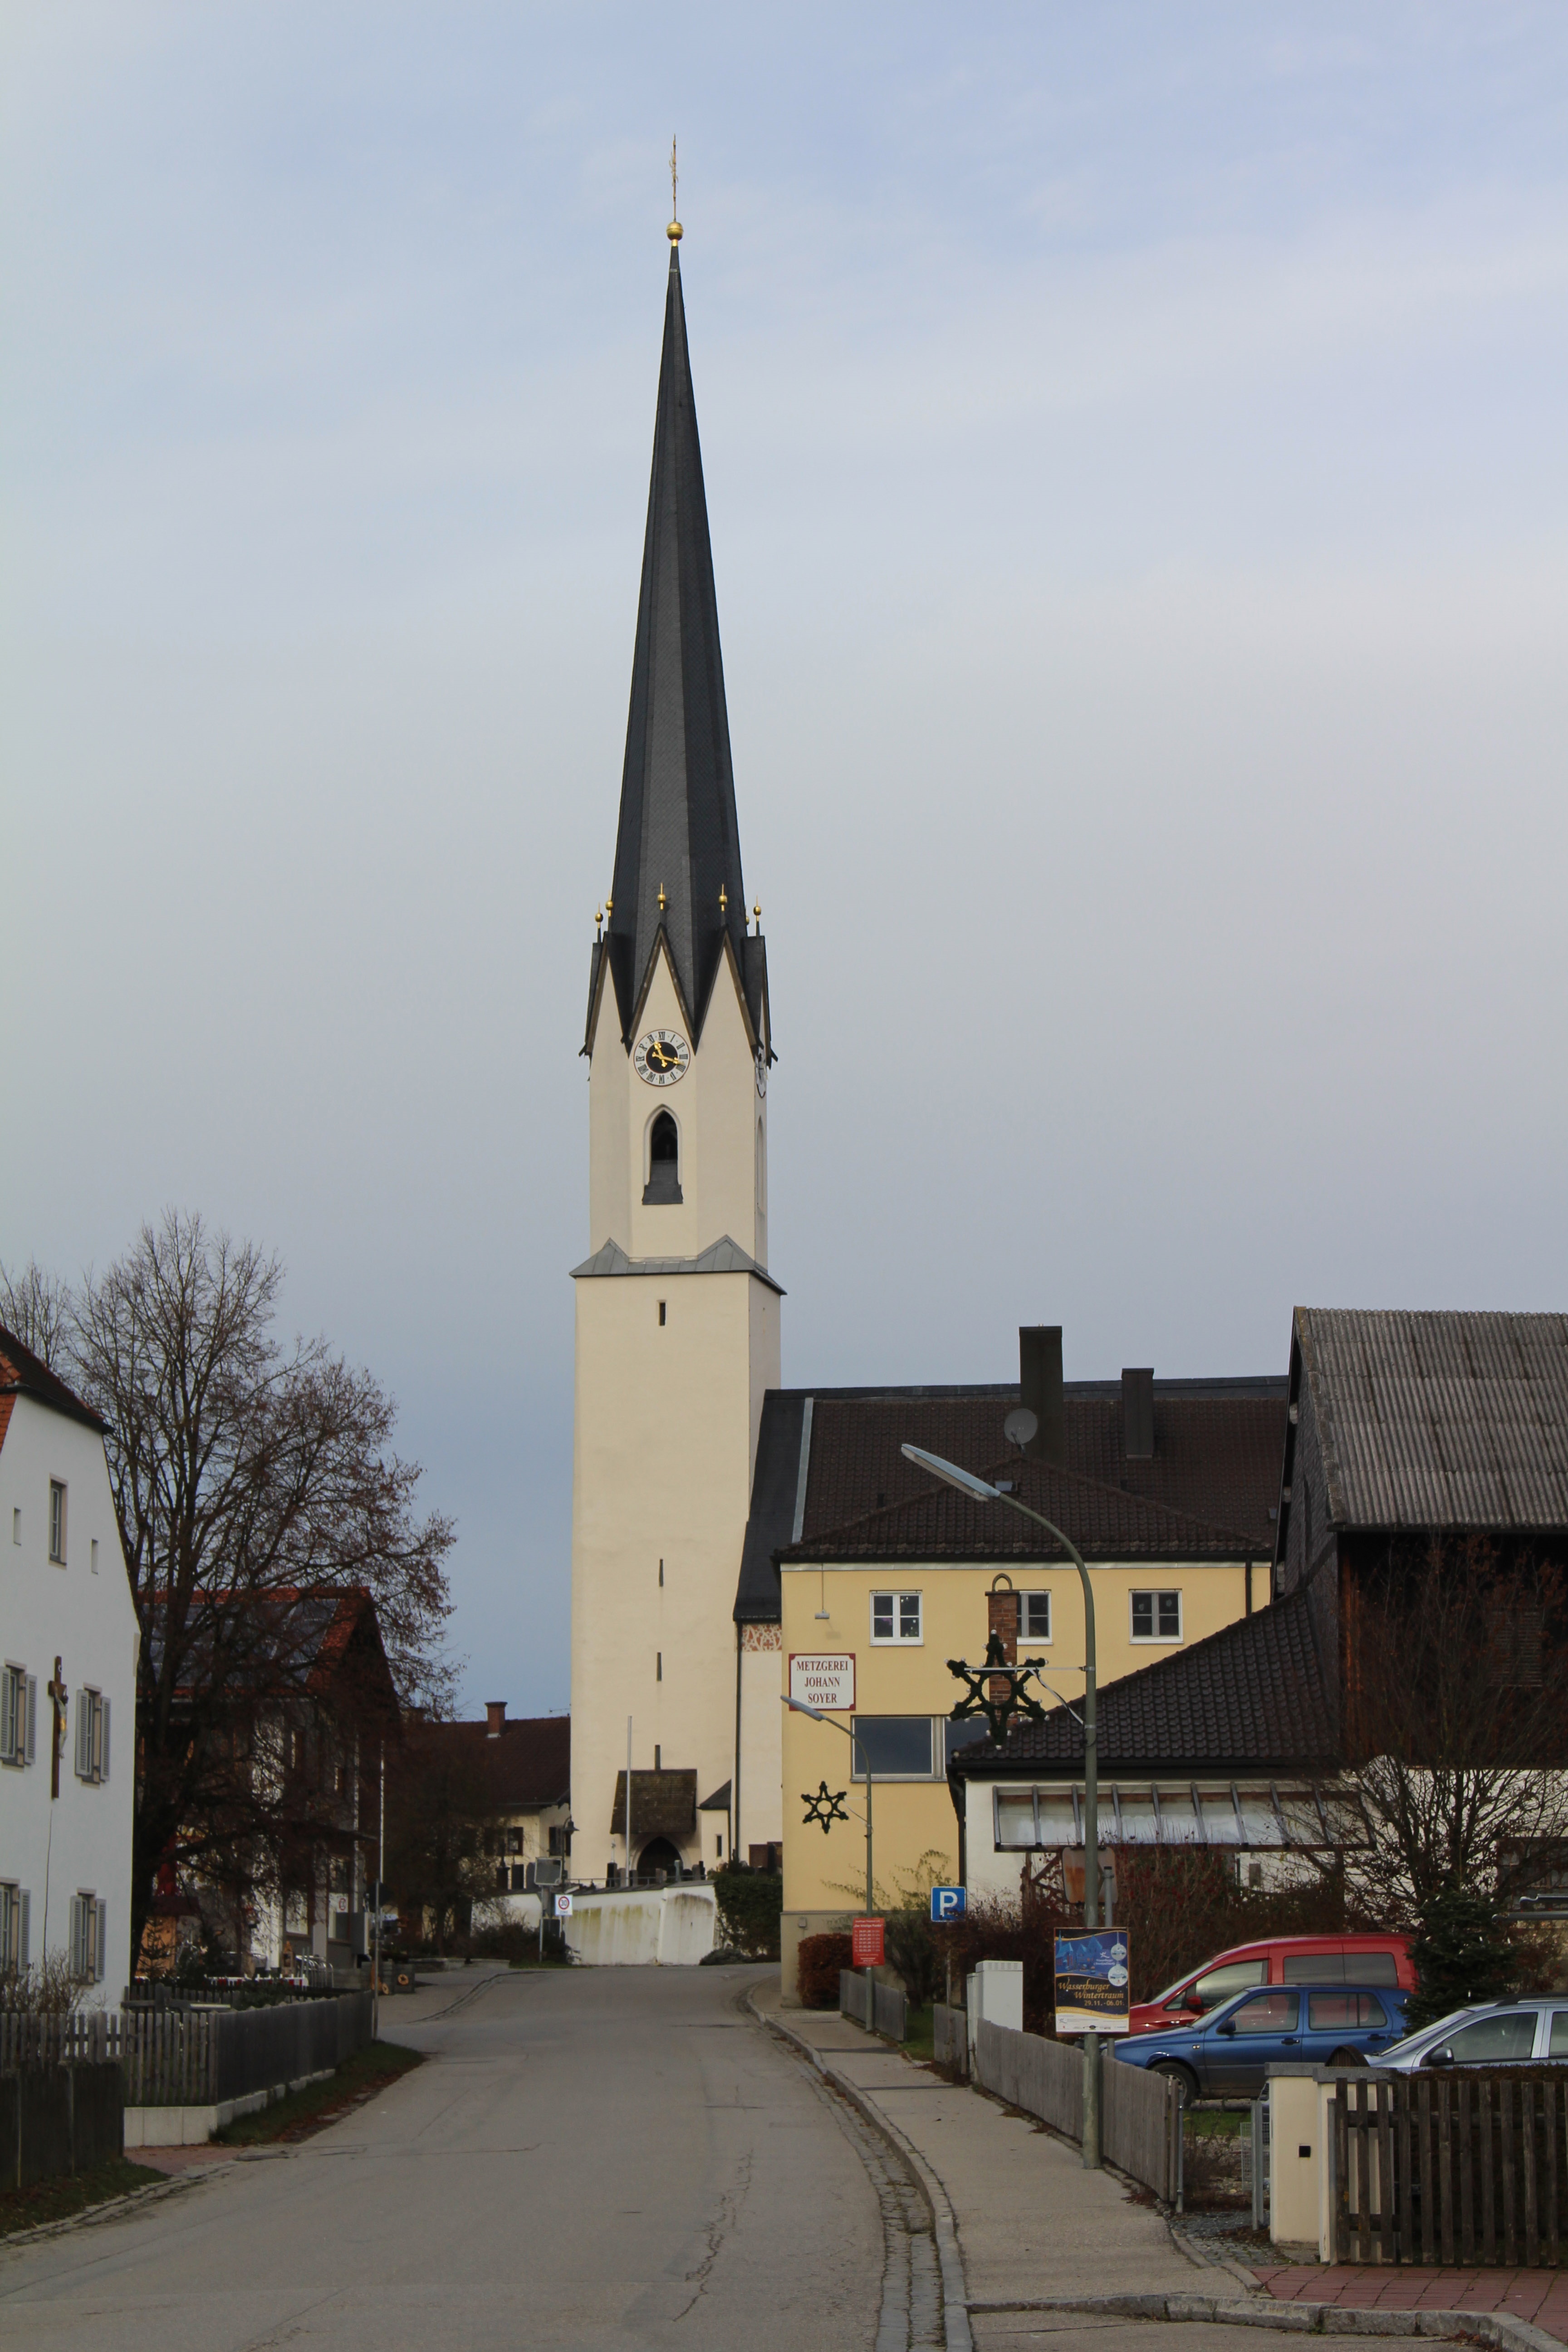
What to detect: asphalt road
<box><xmin>1</xmin><ymin>1964</ymin><xmax>893</xmax><ymax>2352</ymax></box>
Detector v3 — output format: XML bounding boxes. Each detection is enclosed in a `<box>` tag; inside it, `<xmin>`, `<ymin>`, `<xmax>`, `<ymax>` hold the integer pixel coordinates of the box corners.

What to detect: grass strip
<box><xmin>0</xmin><ymin>2156</ymin><xmax>167</xmax><ymax>2239</ymax></box>
<box><xmin>215</xmin><ymin>2038</ymin><xmax>424</xmax><ymax>2146</ymax></box>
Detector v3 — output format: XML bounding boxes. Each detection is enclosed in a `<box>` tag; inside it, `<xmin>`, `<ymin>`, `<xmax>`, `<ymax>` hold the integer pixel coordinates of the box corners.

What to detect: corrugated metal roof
<box><xmin>1298</xmin><ymin>1309</ymin><xmax>1568</xmax><ymax>1532</ymax></box>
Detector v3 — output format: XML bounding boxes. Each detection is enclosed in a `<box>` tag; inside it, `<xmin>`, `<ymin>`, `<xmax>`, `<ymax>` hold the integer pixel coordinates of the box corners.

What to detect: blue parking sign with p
<box><xmin>930</xmin><ymin>1886</ymin><xmax>966</xmax><ymax>1924</ymax></box>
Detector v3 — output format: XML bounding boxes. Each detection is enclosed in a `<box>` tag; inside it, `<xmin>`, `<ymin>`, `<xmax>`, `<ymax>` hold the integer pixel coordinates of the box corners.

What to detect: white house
<box><xmin>0</xmin><ymin>1325</ymin><xmax>138</xmax><ymax>2005</ymax></box>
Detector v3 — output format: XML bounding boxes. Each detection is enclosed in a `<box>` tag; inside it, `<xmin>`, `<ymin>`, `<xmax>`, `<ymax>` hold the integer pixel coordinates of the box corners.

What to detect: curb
<box><xmin>0</xmin><ymin>2158</ymin><xmax>236</xmax><ymax>2253</ymax></box>
<box><xmin>961</xmin><ymin>2293</ymin><xmax>1563</xmax><ymax>2351</ymax></box>
<box><xmin>750</xmin><ymin>1993</ymin><xmax>974</xmax><ymax>2352</ymax></box>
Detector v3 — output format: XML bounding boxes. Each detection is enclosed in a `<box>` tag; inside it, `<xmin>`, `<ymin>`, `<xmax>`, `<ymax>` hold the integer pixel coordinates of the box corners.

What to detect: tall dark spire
<box><xmin>598</xmin><ymin>241</ymin><xmax>762</xmax><ymax>1050</ymax></box>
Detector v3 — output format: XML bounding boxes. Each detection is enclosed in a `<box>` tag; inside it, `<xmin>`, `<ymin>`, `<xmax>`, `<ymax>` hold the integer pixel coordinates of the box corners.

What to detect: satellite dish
<box><xmin>1003</xmin><ymin>1407</ymin><xmax>1038</xmax><ymax>1449</ymax></box>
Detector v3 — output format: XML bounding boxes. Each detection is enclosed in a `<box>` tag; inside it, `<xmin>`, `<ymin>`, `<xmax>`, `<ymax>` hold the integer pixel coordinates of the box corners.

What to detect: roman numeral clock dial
<box><xmin>633</xmin><ymin>1028</ymin><xmax>690</xmax><ymax>1086</ymax></box>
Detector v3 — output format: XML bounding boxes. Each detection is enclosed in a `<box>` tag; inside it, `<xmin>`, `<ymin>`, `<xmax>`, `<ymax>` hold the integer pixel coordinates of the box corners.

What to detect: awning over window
<box><xmin>990</xmin><ymin>1780</ymin><xmax>1369</xmax><ymax>1852</ymax></box>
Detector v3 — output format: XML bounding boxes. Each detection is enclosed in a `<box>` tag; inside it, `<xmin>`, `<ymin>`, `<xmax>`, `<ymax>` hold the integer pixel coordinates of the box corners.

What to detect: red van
<box><xmin>1128</xmin><ymin>1933</ymin><xmax>1415</xmax><ymax>2036</ymax></box>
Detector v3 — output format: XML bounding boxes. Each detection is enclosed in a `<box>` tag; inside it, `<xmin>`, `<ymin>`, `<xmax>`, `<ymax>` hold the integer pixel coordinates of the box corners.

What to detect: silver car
<box><xmin>1376</xmin><ymin>1996</ymin><xmax>1568</xmax><ymax>2073</ymax></box>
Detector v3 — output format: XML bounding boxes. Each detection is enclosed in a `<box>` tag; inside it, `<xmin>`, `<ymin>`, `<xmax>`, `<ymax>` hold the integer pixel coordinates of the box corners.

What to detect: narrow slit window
<box><xmin>658</xmin><ymin>1300</ymin><xmax>667</xmax><ymax>1326</ymax></box>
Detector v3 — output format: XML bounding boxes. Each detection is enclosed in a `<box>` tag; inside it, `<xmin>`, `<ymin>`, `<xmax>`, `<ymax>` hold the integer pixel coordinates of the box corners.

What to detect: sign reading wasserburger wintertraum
<box><xmin>789</xmin><ymin>1652</ymin><xmax>855</xmax><ymax>1711</ymax></box>
<box><xmin>1054</xmin><ymin>1930</ymin><xmax>1132</xmax><ymax>2035</ymax></box>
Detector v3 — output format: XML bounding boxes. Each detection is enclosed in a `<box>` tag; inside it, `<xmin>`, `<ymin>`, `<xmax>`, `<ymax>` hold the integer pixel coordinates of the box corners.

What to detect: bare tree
<box><xmin>1338</xmin><ymin>1540</ymin><xmax>1568</xmax><ymax>1925</ymax></box>
<box><xmin>0</xmin><ymin>1257</ymin><xmax>72</xmax><ymax>1369</ymax></box>
<box><xmin>9</xmin><ymin>1214</ymin><xmax>456</xmax><ymax>1962</ymax></box>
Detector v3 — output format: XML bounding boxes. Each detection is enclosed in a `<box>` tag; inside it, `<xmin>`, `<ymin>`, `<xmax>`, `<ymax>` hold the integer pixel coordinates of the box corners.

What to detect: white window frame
<box><xmin>870</xmin><ymin>1591</ymin><xmax>923</xmax><ymax>1646</ymax></box>
<box><xmin>1130</xmin><ymin>1588</ymin><xmax>1183</xmax><ymax>1642</ymax></box>
<box><xmin>848</xmin><ymin>1714</ymin><xmax>940</xmax><ymax>1781</ymax></box>
<box><xmin>49</xmin><ymin>1480</ymin><xmax>67</xmax><ymax>1565</ymax></box>
<box><xmin>69</xmin><ymin>1892</ymin><xmax>106</xmax><ymax>1983</ymax></box>
<box><xmin>0</xmin><ymin>1882</ymin><xmax>29</xmax><ymax>1972</ymax></box>
<box><xmin>0</xmin><ymin>1663</ymin><xmax>36</xmax><ymax>1768</ymax></box>
<box><xmin>1020</xmin><ymin>1591</ymin><xmax>1052</xmax><ymax>1642</ymax></box>
<box><xmin>75</xmin><ymin>1687</ymin><xmax>110</xmax><ymax>1785</ymax></box>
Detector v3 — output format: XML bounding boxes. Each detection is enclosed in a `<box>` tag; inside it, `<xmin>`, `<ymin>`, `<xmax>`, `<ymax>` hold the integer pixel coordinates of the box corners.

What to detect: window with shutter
<box><xmin>95</xmin><ymin>1900</ymin><xmax>108</xmax><ymax>1981</ymax></box>
<box><xmin>25</xmin><ymin>1675</ymin><xmax>37</xmax><ymax>1763</ymax></box>
<box><xmin>76</xmin><ymin>1693</ymin><xmax>93</xmax><ymax>1779</ymax></box>
<box><xmin>19</xmin><ymin>1890</ymin><xmax>29</xmax><ymax>1969</ymax></box>
<box><xmin>0</xmin><ymin>1666</ymin><xmax>16</xmax><ymax>1764</ymax></box>
<box><xmin>100</xmin><ymin>1696</ymin><xmax>110</xmax><ymax>1781</ymax></box>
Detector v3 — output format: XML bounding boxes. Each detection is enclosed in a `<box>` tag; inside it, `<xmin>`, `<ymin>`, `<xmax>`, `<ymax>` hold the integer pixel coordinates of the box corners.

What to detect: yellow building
<box><xmin>743</xmin><ymin>1350</ymin><xmax>1284</xmax><ymax>1997</ymax></box>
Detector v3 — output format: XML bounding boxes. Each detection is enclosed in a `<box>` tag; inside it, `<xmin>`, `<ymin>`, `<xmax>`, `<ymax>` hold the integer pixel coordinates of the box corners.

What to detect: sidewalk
<box><xmin>755</xmin><ymin>1988</ymin><xmax>1568</xmax><ymax>2352</ymax></box>
<box><xmin>1259</xmin><ymin>2262</ymin><xmax>1568</xmax><ymax>2342</ymax></box>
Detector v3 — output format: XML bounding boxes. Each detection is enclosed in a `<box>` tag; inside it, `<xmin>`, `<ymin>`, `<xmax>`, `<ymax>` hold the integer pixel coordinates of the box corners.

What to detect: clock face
<box><xmin>755</xmin><ymin>1046</ymin><xmax>768</xmax><ymax>1099</ymax></box>
<box><xmin>633</xmin><ymin>1028</ymin><xmax>690</xmax><ymax>1086</ymax></box>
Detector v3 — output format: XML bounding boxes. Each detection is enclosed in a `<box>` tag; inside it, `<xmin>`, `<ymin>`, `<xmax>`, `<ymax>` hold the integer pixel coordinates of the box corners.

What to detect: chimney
<box><xmin>1019</xmin><ymin>1327</ymin><xmax>1066</xmax><ymax>1467</ymax></box>
<box><xmin>485</xmin><ymin>1700</ymin><xmax>506</xmax><ymax>1739</ymax></box>
<box><xmin>1122</xmin><ymin>1367</ymin><xmax>1154</xmax><ymax>1460</ymax></box>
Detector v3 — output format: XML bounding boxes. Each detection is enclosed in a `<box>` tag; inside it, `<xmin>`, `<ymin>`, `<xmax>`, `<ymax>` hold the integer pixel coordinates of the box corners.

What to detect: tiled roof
<box><xmin>782</xmin><ymin>1448</ymin><xmax>1264</xmax><ymax>1566</ymax></box>
<box><xmin>1298</xmin><ymin>1309</ymin><xmax>1568</xmax><ymax>1532</ymax></box>
<box><xmin>416</xmin><ymin>1713</ymin><xmax>570</xmax><ymax>1810</ymax></box>
<box><xmin>735</xmin><ymin>1377</ymin><xmax>1284</xmax><ymax>1622</ymax></box>
<box><xmin>609</xmin><ymin>1767</ymin><xmax>696</xmax><ymax>1839</ymax></box>
<box><xmin>800</xmin><ymin>1382</ymin><xmax>1285</xmax><ymax>1551</ymax></box>
<box><xmin>951</xmin><ymin>1588</ymin><xmax>1335</xmax><ymax>1778</ymax></box>
<box><xmin>0</xmin><ymin>1322</ymin><xmax>105</xmax><ymax>1433</ymax></box>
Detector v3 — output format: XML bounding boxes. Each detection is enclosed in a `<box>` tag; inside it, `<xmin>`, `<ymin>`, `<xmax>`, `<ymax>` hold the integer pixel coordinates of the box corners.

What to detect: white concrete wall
<box><xmin>0</xmin><ymin>1394</ymin><xmax>138</xmax><ymax>2003</ymax></box>
<box><xmin>563</xmin><ymin>1885</ymin><xmax>717</xmax><ymax>1967</ymax></box>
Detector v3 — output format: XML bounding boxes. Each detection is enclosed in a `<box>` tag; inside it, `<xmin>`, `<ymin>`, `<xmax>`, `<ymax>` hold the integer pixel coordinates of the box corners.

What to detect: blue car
<box><xmin>1113</xmin><ymin>1982</ymin><xmax>1412</xmax><ymax>2102</ymax></box>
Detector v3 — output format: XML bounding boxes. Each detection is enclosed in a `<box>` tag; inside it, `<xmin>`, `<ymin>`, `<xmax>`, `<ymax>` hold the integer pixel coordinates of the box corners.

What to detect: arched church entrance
<box><xmin>638</xmin><ymin>1836</ymin><xmax>683</xmax><ymax>1882</ymax></box>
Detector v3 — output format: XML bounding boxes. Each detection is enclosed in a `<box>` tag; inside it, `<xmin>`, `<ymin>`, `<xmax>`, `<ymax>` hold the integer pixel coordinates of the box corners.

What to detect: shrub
<box><xmin>714</xmin><ymin>1867</ymin><xmax>782</xmax><ymax>1960</ymax></box>
<box><xmin>797</xmin><ymin>1932</ymin><xmax>852</xmax><ymax>2008</ymax></box>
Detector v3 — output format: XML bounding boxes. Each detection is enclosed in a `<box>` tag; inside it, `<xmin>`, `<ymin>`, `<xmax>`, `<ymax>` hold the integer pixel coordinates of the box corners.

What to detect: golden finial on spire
<box><xmin>595</xmin><ymin>905</ymin><xmax>603</xmax><ymax>939</ymax></box>
<box><xmin>605</xmin><ymin>894</ymin><xmax>613</xmax><ymax>916</ymax></box>
<box><xmin>753</xmin><ymin>900</ymin><xmax>762</xmax><ymax>936</ymax></box>
<box><xmin>719</xmin><ymin>885</ymin><xmax>727</xmax><ymax>913</ymax></box>
<box><xmin>658</xmin><ymin>882</ymin><xmax>668</xmax><ymax>912</ymax></box>
<box><xmin>667</xmin><ymin>136</ymin><xmax>681</xmax><ymax>242</ymax></box>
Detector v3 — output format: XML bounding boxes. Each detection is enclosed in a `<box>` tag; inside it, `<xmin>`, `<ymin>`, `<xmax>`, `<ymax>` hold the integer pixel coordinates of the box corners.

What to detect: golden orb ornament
<box><xmin>667</xmin><ymin>218</ymin><xmax>682</xmax><ymax>242</ymax></box>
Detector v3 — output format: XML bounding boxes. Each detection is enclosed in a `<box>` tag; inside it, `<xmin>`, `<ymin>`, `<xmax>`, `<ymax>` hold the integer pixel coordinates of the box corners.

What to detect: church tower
<box><xmin>570</xmin><ymin>222</ymin><xmax>779</xmax><ymax>1883</ymax></box>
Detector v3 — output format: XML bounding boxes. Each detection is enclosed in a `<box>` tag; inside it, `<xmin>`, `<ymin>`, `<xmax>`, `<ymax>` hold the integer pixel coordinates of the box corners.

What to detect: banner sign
<box><xmin>789</xmin><ymin>1652</ymin><xmax>856</xmax><ymax>1711</ymax></box>
<box><xmin>929</xmin><ymin>1886</ymin><xmax>966</xmax><ymax>1924</ymax></box>
<box><xmin>851</xmin><ymin>1916</ymin><xmax>885</xmax><ymax>1968</ymax></box>
<box><xmin>1054</xmin><ymin>1929</ymin><xmax>1131</xmax><ymax>2035</ymax></box>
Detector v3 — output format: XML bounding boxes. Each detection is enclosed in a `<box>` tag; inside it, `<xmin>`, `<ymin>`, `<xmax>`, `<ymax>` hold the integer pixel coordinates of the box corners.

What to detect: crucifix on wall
<box><xmin>46</xmin><ymin>1656</ymin><xmax>67</xmax><ymax>1800</ymax></box>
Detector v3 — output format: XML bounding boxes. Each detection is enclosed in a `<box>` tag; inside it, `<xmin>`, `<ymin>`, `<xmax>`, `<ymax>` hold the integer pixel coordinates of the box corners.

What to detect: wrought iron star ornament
<box><xmin>801</xmin><ymin>1779</ymin><xmax>850</xmax><ymax>1834</ymax></box>
<box><xmin>946</xmin><ymin>1632</ymin><xmax>1051</xmax><ymax>1746</ymax></box>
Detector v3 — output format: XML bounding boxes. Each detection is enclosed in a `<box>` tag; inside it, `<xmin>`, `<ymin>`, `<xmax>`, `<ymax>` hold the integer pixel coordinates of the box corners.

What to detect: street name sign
<box><xmin>1054</xmin><ymin>1929</ymin><xmax>1131</xmax><ymax>2034</ymax></box>
<box><xmin>930</xmin><ymin>1886</ymin><xmax>966</xmax><ymax>1924</ymax></box>
<box><xmin>789</xmin><ymin>1652</ymin><xmax>855</xmax><ymax>1711</ymax></box>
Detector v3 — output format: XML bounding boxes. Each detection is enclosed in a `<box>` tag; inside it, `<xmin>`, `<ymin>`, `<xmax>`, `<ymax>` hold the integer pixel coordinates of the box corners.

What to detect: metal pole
<box><xmin>625</xmin><ymin>1715</ymin><xmax>633</xmax><ymax>1888</ymax></box>
<box><xmin>372</xmin><ymin>1741</ymin><xmax>384</xmax><ymax>2041</ymax></box>
<box><xmin>988</xmin><ymin>1490</ymin><xmax>1101</xmax><ymax>2170</ymax></box>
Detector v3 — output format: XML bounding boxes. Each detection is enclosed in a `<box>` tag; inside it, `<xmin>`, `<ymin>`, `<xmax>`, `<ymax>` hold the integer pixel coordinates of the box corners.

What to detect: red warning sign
<box><xmin>851</xmin><ymin>1916</ymin><xmax>885</xmax><ymax>1968</ymax></box>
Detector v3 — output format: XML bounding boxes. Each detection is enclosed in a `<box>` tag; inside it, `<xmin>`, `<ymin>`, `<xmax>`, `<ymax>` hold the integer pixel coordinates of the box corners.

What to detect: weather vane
<box><xmin>668</xmin><ymin>136</ymin><xmax>681</xmax><ymax>243</ymax></box>
<box><xmin>947</xmin><ymin>1633</ymin><xmax>1051</xmax><ymax>1746</ymax></box>
<box><xmin>801</xmin><ymin>1779</ymin><xmax>850</xmax><ymax>1834</ymax></box>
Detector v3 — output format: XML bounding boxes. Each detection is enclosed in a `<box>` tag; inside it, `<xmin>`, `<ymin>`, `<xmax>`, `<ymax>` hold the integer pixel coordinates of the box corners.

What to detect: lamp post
<box><xmin>781</xmin><ymin>1694</ymin><xmax>872</xmax><ymax>1915</ymax></box>
<box><xmin>901</xmin><ymin>1440</ymin><xmax>1104</xmax><ymax>2171</ymax></box>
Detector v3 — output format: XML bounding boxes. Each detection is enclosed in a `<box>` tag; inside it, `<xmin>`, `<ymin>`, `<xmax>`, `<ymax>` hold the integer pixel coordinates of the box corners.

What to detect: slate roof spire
<box><xmin>597</xmin><ymin>236</ymin><xmax>764</xmax><ymax>1051</ymax></box>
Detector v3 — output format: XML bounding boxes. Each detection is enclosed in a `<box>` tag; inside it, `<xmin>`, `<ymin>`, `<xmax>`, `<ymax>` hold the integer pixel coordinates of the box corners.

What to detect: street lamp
<box><xmin>901</xmin><ymin>1438</ymin><xmax>1106</xmax><ymax>2172</ymax></box>
<box><xmin>781</xmin><ymin>1693</ymin><xmax>873</xmax><ymax>1916</ymax></box>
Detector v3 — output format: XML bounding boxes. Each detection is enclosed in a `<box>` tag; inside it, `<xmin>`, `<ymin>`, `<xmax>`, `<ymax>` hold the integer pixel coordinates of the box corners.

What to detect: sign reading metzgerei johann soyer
<box><xmin>789</xmin><ymin>1653</ymin><xmax>855</xmax><ymax>1711</ymax></box>
<box><xmin>1053</xmin><ymin>1930</ymin><xmax>1132</xmax><ymax>2035</ymax></box>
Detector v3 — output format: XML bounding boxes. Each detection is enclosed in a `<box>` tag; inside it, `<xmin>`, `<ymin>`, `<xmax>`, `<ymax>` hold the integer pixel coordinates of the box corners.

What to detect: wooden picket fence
<box><xmin>1</xmin><ymin>1992</ymin><xmax>372</xmax><ymax>2109</ymax></box>
<box><xmin>1335</xmin><ymin>2072</ymin><xmax>1568</xmax><ymax>2267</ymax></box>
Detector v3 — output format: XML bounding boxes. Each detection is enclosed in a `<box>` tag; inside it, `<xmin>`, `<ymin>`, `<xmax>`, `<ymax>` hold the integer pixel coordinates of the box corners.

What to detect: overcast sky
<box><xmin>5</xmin><ymin>5</ymin><xmax>1567</xmax><ymax>1717</ymax></box>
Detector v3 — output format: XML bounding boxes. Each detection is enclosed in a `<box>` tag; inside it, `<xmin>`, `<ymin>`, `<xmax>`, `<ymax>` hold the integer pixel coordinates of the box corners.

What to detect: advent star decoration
<box><xmin>802</xmin><ymin>1779</ymin><xmax>850</xmax><ymax>1834</ymax></box>
<box><xmin>947</xmin><ymin>1632</ymin><xmax>1051</xmax><ymax>1747</ymax></box>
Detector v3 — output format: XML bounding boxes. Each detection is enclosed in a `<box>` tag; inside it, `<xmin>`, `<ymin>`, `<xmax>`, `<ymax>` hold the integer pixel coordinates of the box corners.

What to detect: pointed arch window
<box><xmin>644</xmin><ymin>1111</ymin><xmax>682</xmax><ymax>1205</ymax></box>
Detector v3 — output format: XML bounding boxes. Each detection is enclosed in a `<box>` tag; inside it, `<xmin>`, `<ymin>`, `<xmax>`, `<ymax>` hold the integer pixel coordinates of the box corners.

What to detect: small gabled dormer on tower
<box><xmin>581</xmin><ymin>222</ymin><xmax>772</xmax><ymax>1269</ymax></box>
